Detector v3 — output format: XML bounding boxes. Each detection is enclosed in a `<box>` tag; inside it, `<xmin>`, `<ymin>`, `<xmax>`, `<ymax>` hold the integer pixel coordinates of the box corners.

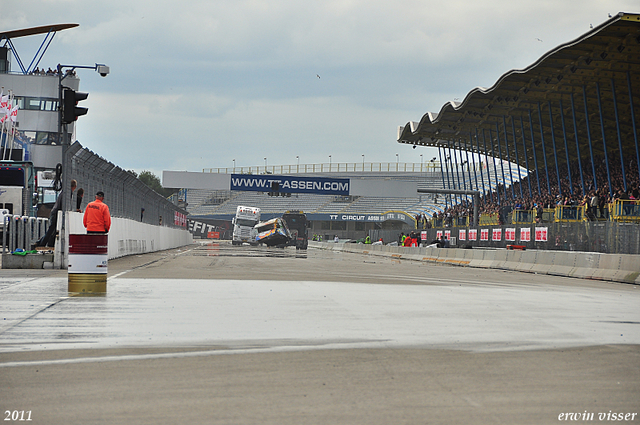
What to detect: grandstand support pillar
<box><xmin>438</xmin><ymin>146</ymin><xmax>449</xmax><ymax>209</ymax></box>
<box><xmin>509</xmin><ymin>116</ymin><xmax>523</xmax><ymax>198</ymax></box>
<box><xmin>527</xmin><ymin>111</ymin><xmax>541</xmax><ymax>195</ymax></box>
<box><xmin>481</xmin><ymin>129</ymin><xmax>493</xmax><ymax>203</ymax></box>
<box><xmin>465</xmin><ymin>148</ymin><xmax>474</xmax><ymax>192</ymax></box>
<box><xmin>464</xmin><ymin>148</ymin><xmax>470</xmax><ymax>190</ymax></box>
<box><xmin>443</xmin><ymin>145</ymin><xmax>452</xmax><ymax>206</ymax></box>
<box><xmin>453</xmin><ymin>145</ymin><xmax>463</xmax><ymax>193</ymax></box>
<box><xmin>558</xmin><ymin>99</ymin><xmax>574</xmax><ymax>194</ymax></box>
<box><xmin>595</xmin><ymin>81</ymin><xmax>613</xmax><ymax>197</ymax></box>
<box><xmin>537</xmin><ymin>103</ymin><xmax>551</xmax><ymax>194</ymax></box>
<box><xmin>582</xmin><ymin>86</ymin><xmax>598</xmax><ymax>192</ymax></box>
<box><xmin>628</xmin><ymin>71</ymin><xmax>640</xmax><ymax>185</ymax></box>
<box><xmin>475</xmin><ymin>129</ymin><xmax>487</xmax><ymax>199</ymax></box>
<box><xmin>488</xmin><ymin>128</ymin><xmax>501</xmax><ymax>205</ymax></box>
<box><xmin>611</xmin><ymin>78</ymin><xmax>627</xmax><ymax>192</ymax></box>
<box><xmin>494</xmin><ymin>124</ymin><xmax>508</xmax><ymax>201</ymax></box>
<box><xmin>501</xmin><ymin>117</ymin><xmax>515</xmax><ymax>199</ymax></box>
<box><xmin>547</xmin><ymin>102</ymin><xmax>562</xmax><ymax>194</ymax></box>
<box><xmin>446</xmin><ymin>144</ymin><xmax>457</xmax><ymax>202</ymax></box>
<box><xmin>570</xmin><ymin>93</ymin><xmax>586</xmax><ymax>195</ymax></box>
<box><xmin>519</xmin><ymin>116</ymin><xmax>533</xmax><ymax>197</ymax></box>
<box><xmin>458</xmin><ymin>146</ymin><xmax>467</xmax><ymax>191</ymax></box>
<box><xmin>469</xmin><ymin>133</ymin><xmax>480</xmax><ymax>194</ymax></box>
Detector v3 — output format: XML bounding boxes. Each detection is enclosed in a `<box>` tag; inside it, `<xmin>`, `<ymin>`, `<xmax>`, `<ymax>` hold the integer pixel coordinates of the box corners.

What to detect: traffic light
<box><xmin>62</xmin><ymin>88</ymin><xmax>89</xmax><ymax>124</ymax></box>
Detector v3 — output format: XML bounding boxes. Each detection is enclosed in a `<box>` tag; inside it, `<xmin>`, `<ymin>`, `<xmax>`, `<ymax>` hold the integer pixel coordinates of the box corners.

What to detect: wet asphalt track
<box><xmin>1</xmin><ymin>241</ymin><xmax>639</xmax><ymax>424</ymax></box>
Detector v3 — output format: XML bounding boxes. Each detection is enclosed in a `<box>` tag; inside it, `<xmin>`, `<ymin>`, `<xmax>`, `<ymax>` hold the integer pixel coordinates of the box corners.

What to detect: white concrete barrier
<box><xmin>569</xmin><ymin>252</ymin><xmax>600</xmax><ymax>279</ymax></box>
<box><xmin>310</xmin><ymin>241</ymin><xmax>640</xmax><ymax>285</ymax></box>
<box><xmin>54</xmin><ymin>212</ymin><xmax>193</xmax><ymax>267</ymax></box>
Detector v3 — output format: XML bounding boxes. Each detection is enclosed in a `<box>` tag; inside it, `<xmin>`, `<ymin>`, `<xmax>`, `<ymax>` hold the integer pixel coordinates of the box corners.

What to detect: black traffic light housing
<box><xmin>62</xmin><ymin>88</ymin><xmax>89</xmax><ymax>124</ymax></box>
<box><xmin>268</xmin><ymin>181</ymin><xmax>279</xmax><ymax>197</ymax></box>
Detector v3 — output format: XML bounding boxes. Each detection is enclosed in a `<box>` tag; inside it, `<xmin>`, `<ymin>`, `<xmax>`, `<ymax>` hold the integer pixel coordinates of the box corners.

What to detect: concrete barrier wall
<box><xmin>312</xmin><ymin>241</ymin><xmax>640</xmax><ymax>285</ymax></box>
<box><xmin>54</xmin><ymin>212</ymin><xmax>193</xmax><ymax>267</ymax></box>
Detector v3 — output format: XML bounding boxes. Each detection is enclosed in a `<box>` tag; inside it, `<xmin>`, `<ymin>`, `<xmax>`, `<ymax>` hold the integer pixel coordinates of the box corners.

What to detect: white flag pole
<box><xmin>0</xmin><ymin>88</ymin><xmax>6</xmax><ymax>160</ymax></box>
<box><xmin>7</xmin><ymin>91</ymin><xmax>15</xmax><ymax>161</ymax></box>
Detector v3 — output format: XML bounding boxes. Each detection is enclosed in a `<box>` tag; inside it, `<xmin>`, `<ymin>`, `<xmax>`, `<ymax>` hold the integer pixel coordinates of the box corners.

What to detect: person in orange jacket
<box><xmin>83</xmin><ymin>191</ymin><xmax>111</xmax><ymax>233</ymax></box>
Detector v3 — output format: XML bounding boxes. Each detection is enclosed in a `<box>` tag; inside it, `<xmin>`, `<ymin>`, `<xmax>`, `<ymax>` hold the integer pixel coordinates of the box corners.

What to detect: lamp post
<box><xmin>233</xmin><ymin>159</ymin><xmax>236</xmax><ymax>170</ymax></box>
<box><xmin>57</xmin><ymin>62</ymin><xmax>109</xmax><ymax>270</ymax></box>
<box><xmin>362</xmin><ymin>154</ymin><xmax>365</xmax><ymax>170</ymax></box>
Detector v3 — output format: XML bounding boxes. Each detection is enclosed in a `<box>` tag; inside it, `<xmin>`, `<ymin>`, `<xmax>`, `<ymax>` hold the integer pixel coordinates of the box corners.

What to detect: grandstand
<box><xmin>182</xmin><ymin>161</ymin><xmax>521</xmax><ymax>240</ymax></box>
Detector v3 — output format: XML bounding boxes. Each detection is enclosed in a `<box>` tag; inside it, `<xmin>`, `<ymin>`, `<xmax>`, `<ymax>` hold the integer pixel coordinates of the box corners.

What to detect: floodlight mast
<box><xmin>57</xmin><ymin>63</ymin><xmax>109</xmax><ymax>269</ymax></box>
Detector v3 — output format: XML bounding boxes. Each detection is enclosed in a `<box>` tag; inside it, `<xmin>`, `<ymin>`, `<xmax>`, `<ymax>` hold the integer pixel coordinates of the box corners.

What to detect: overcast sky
<box><xmin>2</xmin><ymin>0</ymin><xmax>636</xmax><ymax>176</ymax></box>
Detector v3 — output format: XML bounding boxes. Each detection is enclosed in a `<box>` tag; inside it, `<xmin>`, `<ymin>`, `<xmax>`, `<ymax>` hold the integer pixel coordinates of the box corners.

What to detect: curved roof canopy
<box><xmin>398</xmin><ymin>12</ymin><xmax>640</xmax><ymax>172</ymax></box>
<box><xmin>0</xmin><ymin>23</ymin><xmax>78</xmax><ymax>40</ymax></box>
<box><xmin>0</xmin><ymin>24</ymin><xmax>79</xmax><ymax>74</ymax></box>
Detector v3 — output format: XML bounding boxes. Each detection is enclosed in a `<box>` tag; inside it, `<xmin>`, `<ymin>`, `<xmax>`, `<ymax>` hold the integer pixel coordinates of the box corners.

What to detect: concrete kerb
<box><xmin>309</xmin><ymin>241</ymin><xmax>639</xmax><ymax>285</ymax></box>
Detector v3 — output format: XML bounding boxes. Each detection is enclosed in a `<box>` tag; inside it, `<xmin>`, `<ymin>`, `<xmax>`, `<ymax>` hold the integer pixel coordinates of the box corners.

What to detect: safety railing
<box><xmin>610</xmin><ymin>199</ymin><xmax>640</xmax><ymax>222</ymax></box>
<box><xmin>203</xmin><ymin>162</ymin><xmax>446</xmax><ymax>175</ymax></box>
<box><xmin>554</xmin><ymin>205</ymin><xmax>585</xmax><ymax>222</ymax></box>
<box><xmin>512</xmin><ymin>209</ymin><xmax>535</xmax><ymax>224</ymax></box>
<box><xmin>2</xmin><ymin>215</ymin><xmax>48</xmax><ymax>253</ymax></box>
<box><xmin>431</xmin><ymin>218</ymin><xmax>444</xmax><ymax>228</ymax></box>
<box><xmin>479</xmin><ymin>213</ymin><xmax>499</xmax><ymax>226</ymax></box>
<box><xmin>453</xmin><ymin>216</ymin><xmax>469</xmax><ymax>227</ymax></box>
<box><xmin>542</xmin><ymin>208</ymin><xmax>556</xmax><ymax>222</ymax></box>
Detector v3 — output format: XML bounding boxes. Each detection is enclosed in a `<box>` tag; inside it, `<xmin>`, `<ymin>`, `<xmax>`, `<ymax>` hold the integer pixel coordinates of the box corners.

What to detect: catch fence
<box><xmin>66</xmin><ymin>141</ymin><xmax>187</xmax><ymax>227</ymax></box>
<box><xmin>372</xmin><ymin>221</ymin><xmax>640</xmax><ymax>255</ymax></box>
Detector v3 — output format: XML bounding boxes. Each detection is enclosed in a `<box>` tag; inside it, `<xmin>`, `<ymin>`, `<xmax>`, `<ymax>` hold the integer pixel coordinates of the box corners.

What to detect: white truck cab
<box><xmin>232</xmin><ymin>206</ymin><xmax>261</xmax><ymax>245</ymax></box>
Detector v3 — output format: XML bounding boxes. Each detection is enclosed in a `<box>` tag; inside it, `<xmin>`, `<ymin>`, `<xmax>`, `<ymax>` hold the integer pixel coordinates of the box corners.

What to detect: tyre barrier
<box><xmin>311</xmin><ymin>241</ymin><xmax>640</xmax><ymax>285</ymax></box>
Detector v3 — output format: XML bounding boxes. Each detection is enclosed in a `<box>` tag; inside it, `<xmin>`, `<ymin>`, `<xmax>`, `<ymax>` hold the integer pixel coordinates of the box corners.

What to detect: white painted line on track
<box><xmin>0</xmin><ymin>341</ymin><xmax>384</xmax><ymax>368</ymax></box>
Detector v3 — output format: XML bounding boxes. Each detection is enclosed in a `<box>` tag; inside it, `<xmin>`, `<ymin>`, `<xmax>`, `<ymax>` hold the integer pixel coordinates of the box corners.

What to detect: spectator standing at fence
<box><xmin>83</xmin><ymin>191</ymin><xmax>111</xmax><ymax>234</ymax></box>
<box><xmin>75</xmin><ymin>188</ymin><xmax>84</xmax><ymax>212</ymax></box>
<box><xmin>36</xmin><ymin>179</ymin><xmax>77</xmax><ymax>248</ymax></box>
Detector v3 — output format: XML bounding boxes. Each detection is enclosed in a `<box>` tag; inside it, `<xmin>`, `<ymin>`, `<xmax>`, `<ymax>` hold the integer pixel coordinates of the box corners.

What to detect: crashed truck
<box><xmin>254</xmin><ymin>217</ymin><xmax>292</xmax><ymax>247</ymax></box>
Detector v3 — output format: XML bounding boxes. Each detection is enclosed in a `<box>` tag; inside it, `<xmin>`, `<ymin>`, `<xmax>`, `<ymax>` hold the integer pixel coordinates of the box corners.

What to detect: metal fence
<box><xmin>67</xmin><ymin>141</ymin><xmax>187</xmax><ymax>227</ymax></box>
<box><xmin>371</xmin><ymin>221</ymin><xmax>640</xmax><ymax>255</ymax></box>
<box><xmin>2</xmin><ymin>215</ymin><xmax>48</xmax><ymax>252</ymax></box>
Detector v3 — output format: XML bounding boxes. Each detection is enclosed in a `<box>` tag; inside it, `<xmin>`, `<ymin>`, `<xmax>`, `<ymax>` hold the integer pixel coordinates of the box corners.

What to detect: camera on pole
<box><xmin>62</xmin><ymin>88</ymin><xmax>89</xmax><ymax>124</ymax></box>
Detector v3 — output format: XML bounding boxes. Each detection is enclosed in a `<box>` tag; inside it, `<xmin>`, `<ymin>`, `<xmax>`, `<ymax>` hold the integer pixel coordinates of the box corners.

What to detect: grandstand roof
<box><xmin>0</xmin><ymin>23</ymin><xmax>78</xmax><ymax>40</ymax></box>
<box><xmin>398</xmin><ymin>12</ymin><xmax>640</xmax><ymax>169</ymax></box>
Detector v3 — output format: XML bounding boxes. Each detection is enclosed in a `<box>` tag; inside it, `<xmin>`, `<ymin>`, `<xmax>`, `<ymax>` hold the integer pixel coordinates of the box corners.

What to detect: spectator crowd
<box><xmin>427</xmin><ymin>154</ymin><xmax>640</xmax><ymax>227</ymax></box>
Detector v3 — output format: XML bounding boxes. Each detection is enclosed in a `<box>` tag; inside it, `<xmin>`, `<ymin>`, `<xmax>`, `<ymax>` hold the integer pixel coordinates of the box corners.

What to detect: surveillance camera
<box><xmin>97</xmin><ymin>65</ymin><xmax>110</xmax><ymax>77</ymax></box>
